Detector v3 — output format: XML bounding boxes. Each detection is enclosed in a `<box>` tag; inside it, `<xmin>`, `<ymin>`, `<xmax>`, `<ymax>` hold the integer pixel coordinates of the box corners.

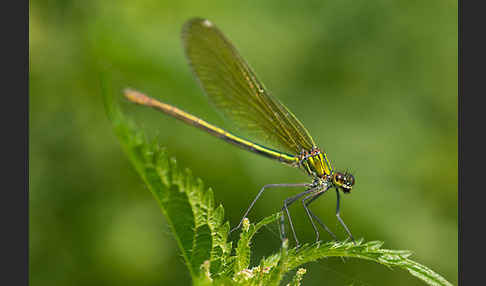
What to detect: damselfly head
<box><xmin>332</xmin><ymin>171</ymin><xmax>355</xmax><ymax>194</ymax></box>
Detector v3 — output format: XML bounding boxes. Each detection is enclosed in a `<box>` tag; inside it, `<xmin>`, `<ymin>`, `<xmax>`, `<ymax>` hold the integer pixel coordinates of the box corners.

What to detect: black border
<box><xmin>459</xmin><ymin>0</ymin><xmax>485</xmax><ymax>285</ymax></box>
<box><xmin>2</xmin><ymin>0</ymin><xmax>29</xmax><ymax>284</ymax></box>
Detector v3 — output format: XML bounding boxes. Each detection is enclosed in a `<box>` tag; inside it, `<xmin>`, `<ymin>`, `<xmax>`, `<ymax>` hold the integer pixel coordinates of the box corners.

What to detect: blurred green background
<box><xmin>30</xmin><ymin>0</ymin><xmax>457</xmax><ymax>285</ymax></box>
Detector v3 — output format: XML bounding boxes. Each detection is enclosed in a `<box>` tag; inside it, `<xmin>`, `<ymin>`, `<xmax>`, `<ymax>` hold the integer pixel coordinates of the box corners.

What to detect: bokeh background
<box><xmin>30</xmin><ymin>0</ymin><xmax>457</xmax><ymax>285</ymax></box>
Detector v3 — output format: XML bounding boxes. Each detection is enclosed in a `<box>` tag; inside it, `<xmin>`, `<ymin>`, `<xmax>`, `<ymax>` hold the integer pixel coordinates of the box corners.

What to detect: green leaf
<box><xmin>102</xmin><ymin>78</ymin><xmax>453</xmax><ymax>286</ymax></box>
<box><xmin>266</xmin><ymin>238</ymin><xmax>289</xmax><ymax>286</ymax></box>
<box><xmin>261</xmin><ymin>239</ymin><xmax>453</xmax><ymax>286</ymax></box>
<box><xmin>234</xmin><ymin>213</ymin><xmax>281</xmax><ymax>274</ymax></box>
<box><xmin>101</xmin><ymin>75</ymin><xmax>230</xmax><ymax>281</ymax></box>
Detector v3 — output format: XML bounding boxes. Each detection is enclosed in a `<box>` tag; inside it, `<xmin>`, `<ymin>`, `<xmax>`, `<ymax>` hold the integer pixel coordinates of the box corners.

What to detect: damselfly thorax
<box><xmin>298</xmin><ymin>147</ymin><xmax>333</xmax><ymax>178</ymax></box>
<box><xmin>298</xmin><ymin>147</ymin><xmax>355</xmax><ymax>194</ymax></box>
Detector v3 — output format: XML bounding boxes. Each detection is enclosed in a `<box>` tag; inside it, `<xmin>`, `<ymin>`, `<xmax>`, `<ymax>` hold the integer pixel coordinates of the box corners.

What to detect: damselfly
<box><xmin>124</xmin><ymin>18</ymin><xmax>356</xmax><ymax>247</ymax></box>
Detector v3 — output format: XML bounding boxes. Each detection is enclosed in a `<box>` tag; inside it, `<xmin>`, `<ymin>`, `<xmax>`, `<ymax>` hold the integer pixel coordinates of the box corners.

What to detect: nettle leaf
<box><xmin>234</xmin><ymin>213</ymin><xmax>281</xmax><ymax>274</ymax></box>
<box><xmin>102</xmin><ymin>79</ymin><xmax>230</xmax><ymax>281</ymax></box>
<box><xmin>261</xmin><ymin>239</ymin><xmax>453</xmax><ymax>286</ymax></box>
<box><xmin>102</xmin><ymin>79</ymin><xmax>453</xmax><ymax>286</ymax></box>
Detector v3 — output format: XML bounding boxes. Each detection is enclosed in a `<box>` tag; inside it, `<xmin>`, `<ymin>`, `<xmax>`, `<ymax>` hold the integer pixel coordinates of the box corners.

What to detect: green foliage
<box><xmin>31</xmin><ymin>1</ymin><xmax>457</xmax><ymax>284</ymax></box>
<box><xmin>102</xmin><ymin>81</ymin><xmax>453</xmax><ymax>286</ymax></box>
<box><xmin>102</xmin><ymin>77</ymin><xmax>232</xmax><ymax>280</ymax></box>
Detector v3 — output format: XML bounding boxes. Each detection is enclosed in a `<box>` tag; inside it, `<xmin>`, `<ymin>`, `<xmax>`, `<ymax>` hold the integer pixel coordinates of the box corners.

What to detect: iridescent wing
<box><xmin>182</xmin><ymin>18</ymin><xmax>316</xmax><ymax>154</ymax></box>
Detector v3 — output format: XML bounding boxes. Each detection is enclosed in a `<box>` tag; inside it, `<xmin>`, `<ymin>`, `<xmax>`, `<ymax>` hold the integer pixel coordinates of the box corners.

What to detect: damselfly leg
<box><xmin>335</xmin><ymin>188</ymin><xmax>355</xmax><ymax>243</ymax></box>
<box><xmin>280</xmin><ymin>186</ymin><xmax>320</xmax><ymax>247</ymax></box>
<box><xmin>230</xmin><ymin>183</ymin><xmax>310</xmax><ymax>234</ymax></box>
<box><xmin>302</xmin><ymin>186</ymin><xmax>337</xmax><ymax>242</ymax></box>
